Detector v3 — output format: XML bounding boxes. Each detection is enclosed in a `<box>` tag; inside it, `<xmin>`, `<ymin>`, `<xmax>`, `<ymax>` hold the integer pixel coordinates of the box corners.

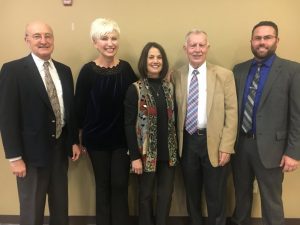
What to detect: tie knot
<box><xmin>43</xmin><ymin>61</ymin><xmax>50</xmax><ymax>68</ymax></box>
<box><xmin>256</xmin><ymin>63</ymin><xmax>262</xmax><ymax>73</ymax></box>
<box><xmin>192</xmin><ymin>69</ymin><xmax>199</xmax><ymax>76</ymax></box>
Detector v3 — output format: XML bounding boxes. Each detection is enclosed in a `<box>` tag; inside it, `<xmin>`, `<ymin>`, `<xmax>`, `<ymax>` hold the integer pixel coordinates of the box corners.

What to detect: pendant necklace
<box><xmin>149</xmin><ymin>83</ymin><xmax>162</xmax><ymax>97</ymax></box>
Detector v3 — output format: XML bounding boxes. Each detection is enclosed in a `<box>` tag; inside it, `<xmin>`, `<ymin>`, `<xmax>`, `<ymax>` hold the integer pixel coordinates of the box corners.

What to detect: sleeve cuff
<box><xmin>8</xmin><ymin>156</ymin><xmax>22</xmax><ymax>162</ymax></box>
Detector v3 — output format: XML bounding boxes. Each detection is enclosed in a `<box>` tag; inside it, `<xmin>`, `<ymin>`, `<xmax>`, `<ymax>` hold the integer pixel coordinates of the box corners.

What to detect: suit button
<box><xmin>52</xmin><ymin>134</ymin><xmax>55</xmax><ymax>138</ymax></box>
<box><xmin>52</xmin><ymin>120</ymin><xmax>55</xmax><ymax>123</ymax></box>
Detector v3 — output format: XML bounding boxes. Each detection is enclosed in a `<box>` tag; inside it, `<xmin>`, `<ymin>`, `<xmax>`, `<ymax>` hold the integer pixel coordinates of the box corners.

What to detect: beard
<box><xmin>251</xmin><ymin>43</ymin><xmax>277</xmax><ymax>60</ymax></box>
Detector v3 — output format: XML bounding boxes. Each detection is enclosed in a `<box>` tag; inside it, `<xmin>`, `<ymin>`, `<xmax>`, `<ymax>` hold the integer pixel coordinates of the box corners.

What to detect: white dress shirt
<box><xmin>187</xmin><ymin>62</ymin><xmax>207</xmax><ymax>129</ymax></box>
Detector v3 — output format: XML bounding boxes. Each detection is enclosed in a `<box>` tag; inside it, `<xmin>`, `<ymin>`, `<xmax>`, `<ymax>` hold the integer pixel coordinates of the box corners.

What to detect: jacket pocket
<box><xmin>276</xmin><ymin>131</ymin><xmax>287</xmax><ymax>141</ymax></box>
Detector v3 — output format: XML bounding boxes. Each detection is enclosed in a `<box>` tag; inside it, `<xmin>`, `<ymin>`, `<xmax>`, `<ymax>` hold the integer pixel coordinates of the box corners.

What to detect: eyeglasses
<box><xmin>252</xmin><ymin>35</ymin><xmax>277</xmax><ymax>42</ymax></box>
<box><xmin>27</xmin><ymin>33</ymin><xmax>53</xmax><ymax>41</ymax></box>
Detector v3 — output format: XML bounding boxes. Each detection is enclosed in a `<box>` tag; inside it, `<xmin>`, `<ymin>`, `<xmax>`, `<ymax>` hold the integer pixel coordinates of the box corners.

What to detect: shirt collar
<box><xmin>188</xmin><ymin>61</ymin><xmax>207</xmax><ymax>76</ymax></box>
<box><xmin>252</xmin><ymin>54</ymin><xmax>276</xmax><ymax>68</ymax></box>
<box><xmin>31</xmin><ymin>53</ymin><xmax>54</xmax><ymax>70</ymax></box>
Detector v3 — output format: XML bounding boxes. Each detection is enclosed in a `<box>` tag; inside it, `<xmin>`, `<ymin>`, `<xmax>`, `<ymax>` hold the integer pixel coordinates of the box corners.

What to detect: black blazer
<box><xmin>234</xmin><ymin>56</ymin><xmax>300</xmax><ymax>168</ymax></box>
<box><xmin>0</xmin><ymin>54</ymin><xmax>77</xmax><ymax>166</ymax></box>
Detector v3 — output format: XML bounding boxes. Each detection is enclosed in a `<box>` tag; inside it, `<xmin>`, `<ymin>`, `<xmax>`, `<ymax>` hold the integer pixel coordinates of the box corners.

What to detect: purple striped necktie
<box><xmin>185</xmin><ymin>69</ymin><xmax>199</xmax><ymax>134</ymax></box>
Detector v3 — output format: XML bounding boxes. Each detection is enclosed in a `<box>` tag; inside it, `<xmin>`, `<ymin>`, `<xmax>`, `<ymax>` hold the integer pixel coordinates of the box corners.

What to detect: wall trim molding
<box><xmin>0</xmin><ymin>216</ymin><xmax>299</xmax><ymax>225</ymax></box>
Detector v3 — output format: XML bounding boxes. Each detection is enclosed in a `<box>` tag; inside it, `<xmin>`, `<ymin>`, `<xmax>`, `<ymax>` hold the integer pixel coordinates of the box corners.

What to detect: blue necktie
<box><xmin>185</xmin><ymin>70</ymin><xmax>199</xmax><ymax>134</ymax></box>
<box><xmin>242</xmin><ymin>64</ymin><xmax>262</xmax><ymax>133</ymax></box>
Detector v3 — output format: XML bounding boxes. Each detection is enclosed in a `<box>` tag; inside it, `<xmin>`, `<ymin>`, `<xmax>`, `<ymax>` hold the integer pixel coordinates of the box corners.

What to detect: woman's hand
<box><xmin>132</xmin><ymin>159</ymin><xmax>143</xmax><ymax>175</ymax></box>
<box><xmin>71</xmin><ymin>144</ymin><xmax>81</xmax><ymax>161</ymax></box>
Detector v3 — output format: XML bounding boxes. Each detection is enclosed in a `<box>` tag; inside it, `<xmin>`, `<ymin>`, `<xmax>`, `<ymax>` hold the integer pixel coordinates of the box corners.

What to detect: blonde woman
<box><xmin>75</xmin><ymin>18</ymin><xmax>137</xmax><ymax>225</ymax></box>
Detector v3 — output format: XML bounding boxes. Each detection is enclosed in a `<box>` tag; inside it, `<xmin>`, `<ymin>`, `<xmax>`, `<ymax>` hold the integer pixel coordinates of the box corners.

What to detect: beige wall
<box><xmin>1</xmin><ymin>0</ymin><xmax>300</xmax><ymax>218</ymax></box>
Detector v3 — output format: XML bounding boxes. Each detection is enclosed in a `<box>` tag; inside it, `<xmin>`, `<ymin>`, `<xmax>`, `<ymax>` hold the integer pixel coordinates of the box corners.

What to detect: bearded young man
<box><xmin>231</xmin><ymin>21</ymin><xmax>300</xmax><ymax>225</ymax></box>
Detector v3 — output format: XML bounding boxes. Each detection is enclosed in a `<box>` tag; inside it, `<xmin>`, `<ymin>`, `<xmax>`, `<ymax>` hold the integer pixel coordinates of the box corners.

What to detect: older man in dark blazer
<box><xmin>0</xmin><ymin>21</ymin><xmax>81</xmax><ymax>225</ymax></box>
<box><xmin>231</xmin><ymin>21</ymin><xmax>300</xmax><ymax>225</ymax></box>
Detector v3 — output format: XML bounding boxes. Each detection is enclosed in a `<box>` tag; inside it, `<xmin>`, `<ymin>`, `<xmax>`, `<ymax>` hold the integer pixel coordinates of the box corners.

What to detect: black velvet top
<box><xmin>75</xmin><ymin>60</ymin><xmax>137</xmax><ymax>151</ymax></box>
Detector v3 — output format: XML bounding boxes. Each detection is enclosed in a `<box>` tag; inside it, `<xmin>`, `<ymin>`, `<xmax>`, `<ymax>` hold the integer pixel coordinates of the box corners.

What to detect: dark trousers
<box><xmin>181</xmin><ymin>131</ymin><xmax>228</xmax><ymax>225</ymax></box>
<box><xmin>231</xmin><ymin>136</ymin><xmax>284</xmax><ymax>225</ymax></box>
<box><xmin>17</xmin><ymin>134</ymin><xmax>69</xmax><ymax>225</ymax></box>
<box><xmin>138</xmin><ymin>161</ymin><xmax>176</xmax><ymax>225</ymax></box>
<box><xmin>89</xmin><ymin>148</ymin><xmax>130</xmax><ymax>225</ymax></box>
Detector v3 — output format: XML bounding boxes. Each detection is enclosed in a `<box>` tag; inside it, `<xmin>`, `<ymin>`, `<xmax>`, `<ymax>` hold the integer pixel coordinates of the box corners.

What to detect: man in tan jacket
<box><xmin>172</xmin><ymin>29</ymin><xmax>237</xmax><ymax>225</ymax></box>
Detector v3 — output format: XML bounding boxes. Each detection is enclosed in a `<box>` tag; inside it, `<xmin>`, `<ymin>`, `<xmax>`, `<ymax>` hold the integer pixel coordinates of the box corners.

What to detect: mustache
<box><xmin>257</xmin><ymin>44</ymin><xmax>268</xmax><ymax>48</ymax></box>
<box><xmin>38</xmin><ymin>45</ymin><xmax>49</xmax><ymax>48</ymax></box>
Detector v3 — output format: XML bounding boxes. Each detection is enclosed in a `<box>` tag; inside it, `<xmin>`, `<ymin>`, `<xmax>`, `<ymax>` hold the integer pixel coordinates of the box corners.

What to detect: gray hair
<box><xmin>184</xmin><ymin>29</ymin><xmax>209</xmax><ymax>46</ymax></box>
<box><xmin>90</xmin><ymin>18</ymin><xmax>120</xmax><ymax>41</ymax></box>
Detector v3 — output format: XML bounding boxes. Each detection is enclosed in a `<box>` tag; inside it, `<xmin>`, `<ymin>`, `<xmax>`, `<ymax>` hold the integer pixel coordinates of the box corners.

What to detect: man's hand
<box><xmin>10</xmin><ymin>159</ymin><xmax>26</xmax><ymax>177</ymax></box>
<box><xmin>280</xmin><ymin>155</ymin><xmax>299</xmax><ymax>172</ymax></box>
<box><xmin>71</xmin><ymin>144</ymin><xmax>81</xmax><ymax>161</ymax></box>
<box><xmin>131</xmin><ymin>159</ymin><xmax>143</xmax><ymax>175</ymax></box>
<box><xmin>218</xmin><ymin>151</ymin><xmax>231</xmax><ymax>166</ymax></box>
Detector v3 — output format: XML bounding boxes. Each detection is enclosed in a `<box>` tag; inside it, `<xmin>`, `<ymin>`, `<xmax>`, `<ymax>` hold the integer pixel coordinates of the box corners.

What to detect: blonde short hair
<box><xmin>90</xmin><ymin>18</ymin><xmax>120</xmax><ymax>41</ymax></box>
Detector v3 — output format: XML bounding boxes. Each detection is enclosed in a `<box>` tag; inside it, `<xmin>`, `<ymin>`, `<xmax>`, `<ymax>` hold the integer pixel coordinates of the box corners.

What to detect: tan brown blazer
<box><xmin>172</xmin><ymin>62</ymin><xmax>238</xmax><ymax>167</ymax></box>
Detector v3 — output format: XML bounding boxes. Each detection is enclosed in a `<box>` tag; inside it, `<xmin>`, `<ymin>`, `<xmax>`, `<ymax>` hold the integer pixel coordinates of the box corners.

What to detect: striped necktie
<box><xmin>185</xmin><ymin>69</ymin><xmax>199</xmax><ymax>134</ymax></box>
<box><xmin>43</xmin><ymin>61</ymin><xmax>62</xmax><ymax>138</ymax></box>
<box><xmin>241</xmin><ymin>64</ymin><xmax>262</xmax><ymax>133</ymax></box>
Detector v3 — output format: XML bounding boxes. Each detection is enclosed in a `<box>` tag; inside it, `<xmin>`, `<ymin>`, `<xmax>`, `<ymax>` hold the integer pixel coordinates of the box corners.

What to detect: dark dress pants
<box><xmin>181</xmin><ymin>131</ymin><xmax>228</xmax><ymax>225</ymax></box>
<box><xmin>231</xmin><ymin>136</ymin><xmax>284</xmax><ymax>225</ymax></box>
<box><xmin>138</xmin><ymin>161</ymin><xmax>176</xmax><ymax>225</ymax></box>
<box><xmin>17</xmin><ymin>133</ymin><xmax>69</xmax><ymax>225</ymax></box>
<box><xmin>89</xmin><ymin>148</ymin><xmax>130</xmax><ymax>225</ymax></box>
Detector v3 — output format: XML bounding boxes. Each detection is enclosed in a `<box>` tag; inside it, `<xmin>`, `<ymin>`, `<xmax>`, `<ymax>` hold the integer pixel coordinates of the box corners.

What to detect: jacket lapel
<box><xmin>236</xmin><ymin>61</ymin><xmax>252</xmax><ymax>116</ymax></box>
<box><xmin>206</xmin><ymin>63</ymin><xmax>216</xmax><ymax>116</ymax></box>
<box><xmin>54</xmin><ymin>61</ymin><xmax>66</xmax><ymax>103</ymax></box>
<box><xmin>180</xmin><ymin>65</ymin><xmax>189</xmax><ymax>116</ymax></box>
<box><xmin>54</xmin><ymin>60</ymin><xmax>71</xmax><ymax>120</ymax></box>
<box><xmin>257</xmin><ymin>57</ymin><xmax>281</xmax><ymax>109</ymax></box>
<box><xmin>25</xmin><ymin>55</ymin><xmax>52</xmax><ymax>110</ymax></box>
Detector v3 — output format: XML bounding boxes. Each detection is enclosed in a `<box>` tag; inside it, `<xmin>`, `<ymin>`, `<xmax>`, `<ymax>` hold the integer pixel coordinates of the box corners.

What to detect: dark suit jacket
<box><xmin>0</xmin><ymin>54</ymin><xmax>77</xmax><ymax>167</ymax></box>
<box><xmin>234</xmin><ymin>55</ymin><xmax>300</xmax><ymax>168</ymax></box>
